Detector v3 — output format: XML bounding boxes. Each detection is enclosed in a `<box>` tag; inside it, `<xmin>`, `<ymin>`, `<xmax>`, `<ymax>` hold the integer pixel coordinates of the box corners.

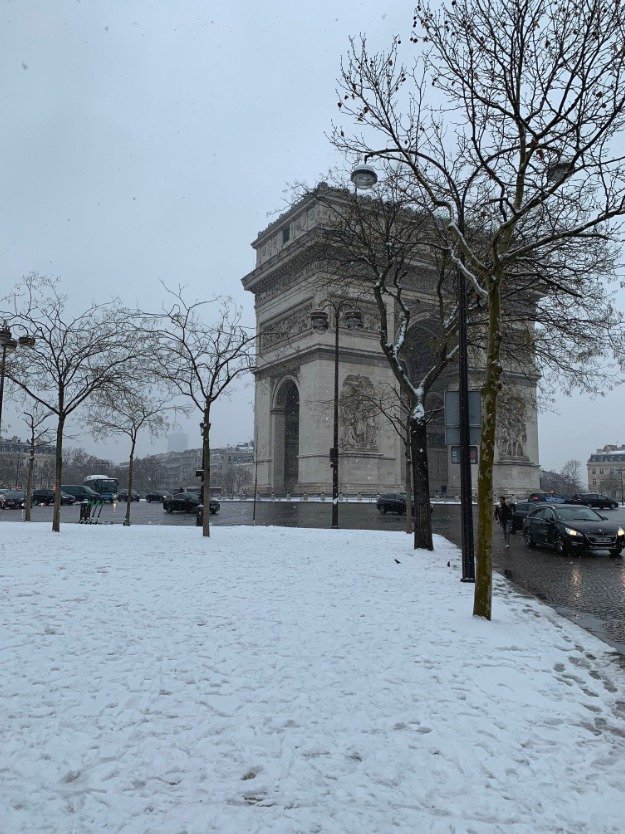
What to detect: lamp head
<box><xmin>343</xmin><ymin>309</ymin><xmax>363</xmax><ymax>330</ymax></box>
<box><xmin>310</xmin><ymin>310</ymin><xmax>329</xmax><ymax>332</ymax></box>
<box><xmin>350</xmin><ymin>164</ymin><xmax>378</xmax><ymax>190</ymax></box>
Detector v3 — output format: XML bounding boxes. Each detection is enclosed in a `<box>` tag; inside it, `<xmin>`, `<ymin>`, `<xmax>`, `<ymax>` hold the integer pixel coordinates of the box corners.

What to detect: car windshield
<box><xmin>555</xmin><ymin>507</ymin><xmax>603</xmax><ymax>522</ymax></box>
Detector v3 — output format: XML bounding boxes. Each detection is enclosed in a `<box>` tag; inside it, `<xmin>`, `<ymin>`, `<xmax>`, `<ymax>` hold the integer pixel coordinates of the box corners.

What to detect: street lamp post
<box><xmin>0</xmin><ymin>320</ymin><xmax>36</xmax><ymax>439</ymax></box>
<box><xmin>457</xmin><ymin>256</ymin><xmax>476</xmax><ymax>582</ymax></box>
<box><xmin>311</xmin><ymin>302</ymin><xmax>363</xmax><ymax>529</ymax></box>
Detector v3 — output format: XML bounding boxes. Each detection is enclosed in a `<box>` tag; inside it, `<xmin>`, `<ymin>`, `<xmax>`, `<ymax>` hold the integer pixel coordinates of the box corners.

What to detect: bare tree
<box><xmin>600</xmin><ymin>469</ymin><xmax>624</xmax><ymax>503</ymax></box>
<box><xmin>334</xmin><ymin>0</ymin><xmax>625</xmax><ymax>617</ymax></box>
<box><xmin>560</xmin><ymin>459</ymin><xmax>584</xmax><ymax>494</ymax></box>
<box><xmin>88</xmin><ymin>385</ymin><xmax>174</xmax><ymax>526</ymax></box>
<box><xmin>151</xmin><ymin>289</ymin><xmax>256</xmax><ymax>537</ymax></box>
<box><xmin>3</xmin><ymin>274</ymin><xmax>138</xmax><ymax>531</ymax></box>
<box><xmin>22</xmin><ymin>405</ymin><xmax>53</xmax><ymax>521</ymax></box>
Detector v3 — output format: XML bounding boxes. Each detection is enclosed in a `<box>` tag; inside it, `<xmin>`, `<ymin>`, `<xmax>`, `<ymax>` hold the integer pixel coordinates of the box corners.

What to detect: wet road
<box><xmin>4</xmin><ymin>499</ymin><xmax>625</xmax><ymax>656</ymax></box>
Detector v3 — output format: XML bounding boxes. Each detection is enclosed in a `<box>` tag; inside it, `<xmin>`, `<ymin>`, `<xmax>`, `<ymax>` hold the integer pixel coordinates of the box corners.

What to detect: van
<box><xmin>61</xmin><ymin>485</ymin><xmax>101</xmax><ymax>502</ymax></box>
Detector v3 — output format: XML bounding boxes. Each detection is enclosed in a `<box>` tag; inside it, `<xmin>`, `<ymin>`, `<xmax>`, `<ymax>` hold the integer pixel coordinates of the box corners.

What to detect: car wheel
<box><xmin>555</xmin><ymin>535</ymin><xmax>569</xmax><ymax>556</ymax></box>
<box><xmin>165</xmin><ymin>506</ymin><xmax>173</xmax><ymax>513</ymax></box>
<box><xmin>609</xmin><ymin>548</ymin><xmax>623</xmax><ymax>557</ymax></box>
<box><xmin>379</xmin><ymin>507</ymin><xmax>387</xmax><ymax>514</ymax></box>
<box><xmin>523</xmin><ymin>528</ymin><xmax>536</xmax><ymax>549</ymax></box>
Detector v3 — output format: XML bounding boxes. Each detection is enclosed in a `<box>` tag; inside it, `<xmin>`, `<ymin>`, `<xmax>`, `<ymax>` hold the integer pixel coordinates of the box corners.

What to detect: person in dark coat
<box><xmin>494</xmin><ymin>495</ymin><xmax>514</xmax><ymax>548</ymax></box>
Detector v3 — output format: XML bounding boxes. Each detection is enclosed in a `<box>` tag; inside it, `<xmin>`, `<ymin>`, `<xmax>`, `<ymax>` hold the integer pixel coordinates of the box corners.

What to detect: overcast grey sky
<box><xmin>1</xmin><ymin>1</ymin><xmax>624</xmax><ymax>473</ymax></box>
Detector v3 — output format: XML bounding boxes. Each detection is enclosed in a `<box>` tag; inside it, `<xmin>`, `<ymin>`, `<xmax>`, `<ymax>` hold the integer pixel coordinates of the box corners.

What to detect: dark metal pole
<box><xmin>0</xmin><ymin>345</ymin><xmax>6</xmax><ymax>439</ymax></box>
<box><xmin>458</xmin><ymin>265</ymin><xmax>475</xmax><ymax>582</ymax></box>
<box><xmin>331</xmin><ymin>308</ymin><xmax>340</xmax><ymax>529</ymax></box>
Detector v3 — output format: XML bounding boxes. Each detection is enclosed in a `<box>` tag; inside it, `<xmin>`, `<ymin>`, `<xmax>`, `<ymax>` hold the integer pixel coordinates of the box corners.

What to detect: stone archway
<box><xmin>271</xmin><ymin>379</ymin><xmax>300</xmax><ymax>494</ymax></box>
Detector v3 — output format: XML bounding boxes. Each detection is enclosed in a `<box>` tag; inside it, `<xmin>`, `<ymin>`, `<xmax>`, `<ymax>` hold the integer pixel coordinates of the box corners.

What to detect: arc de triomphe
<box><xmin>242</xmin><ymin>191</ymin><xmax>540</xmax><ymax>499</ymax></box>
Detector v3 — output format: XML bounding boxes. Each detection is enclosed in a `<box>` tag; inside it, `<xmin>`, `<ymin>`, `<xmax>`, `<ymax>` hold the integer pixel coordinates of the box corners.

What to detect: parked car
<box><xmin>527</xmin><ymin>492</ymin><xmax>568</xmax><ymax>503</ymax></box>
<box><xmin>30</xmin><ymin>489</ymin><xmax>76</xmax><ymax>506</ymax></box>
<box><xmin>511</xmin><ymin>501</ymin><xmax>533</xmax><ymax>533</ymax></box>
<box><xmin>163</xmin><ymin>492</ymin><xmax>201</xmax><ymax>514</ymax></box>
<box><xmin>61</xmin><ymin>485</ymin><xmax>102</xmax><ymax>502</ymax></box>
<box><xmin>116</xmin><ymin>489</ymin><xmax>141</xmax><ymax>502</ymax></box>
<box><xmin>568</xmin><ymin>493</ymin><xmax>618</xmax><ymax>510</ymax></box>
<box><xmin>0</xmin><ymin>488</ymin><xmax>9</xmax><ymax>508</ymax></box>
<box><xmin>523</xmin><ymin>503</ymin><xmax>625</xmax><ymax>556</ymax></box>
<box><xmin>31</xmin><ymin>488</ymin><xmax>56</xmax><ymax>505</ymax></box>
<box><xmin>377</xmin><ymin>493</ymin><xmax>406</xmax><ymax>514</ymax></box>
<box><xmin>195</xmin><ymin>499</ymin><xmax>221</xmax><ymax>525</ymax></box>
<box><xmin>146</xmin><ymin>490</ymin><xmax>170</xmax><ymax>503</ymax></box>
<box><xmin>3</xmin><ymin>490</ymin><xmax>27</xmax><ymax>509</ymax></box>
<box><xmin>376</xmin><ymin>493</ymin><xmax>433</xmax><ymax>515</ymax></box>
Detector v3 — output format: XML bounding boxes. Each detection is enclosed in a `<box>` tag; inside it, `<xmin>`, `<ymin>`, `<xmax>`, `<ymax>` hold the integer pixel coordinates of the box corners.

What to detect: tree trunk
<box><xmin>410</xmin><ymin>412</ymin><xmax>433</xmax><ymax>550</ymax></box>
<box><xmin>124</xmin><ymin>435</ymin><xmax>136</xmax><ymax>527</ymax></box>
<box><xmin>25</xmin><ymin>437</ymin><xmax>35</xmax><ymax>522</ymax></box>
<box><xmin>202</xmin><ymin>406</ymin><xmax>211</xmax><ymax>538</ymax></box>
<box><xmin>52</xmin><ymin>417</ymin><xmax>64</xmax><ymax>532</ymax></box>
<box><xmin>473</xmin><ymin>281</ymin><xmax>503</xmax><ymax>620</ymax></box>
<box><xmin>404</xmin><ymin>411</ymin><xmax>413</xmax><ymax>535</ymax></box>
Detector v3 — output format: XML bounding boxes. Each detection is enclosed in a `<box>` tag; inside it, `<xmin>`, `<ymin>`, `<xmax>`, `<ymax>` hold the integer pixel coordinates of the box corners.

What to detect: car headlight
<box><xmin>564</xmin><ymin>527</ymin><xmax>581</xmax><ymax>537</ymax></box>
<box><xmin>617</xmin><ymin>528</ymin><xmax>625</xmax><ymax>537</ymax></box>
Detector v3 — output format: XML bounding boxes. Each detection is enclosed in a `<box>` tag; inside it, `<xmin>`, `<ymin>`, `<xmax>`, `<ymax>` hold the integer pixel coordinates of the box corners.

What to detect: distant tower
<box><xmin>167</xmin><ymin>432</ymin><xmax>188</xmax><ymax>453</ymax></box>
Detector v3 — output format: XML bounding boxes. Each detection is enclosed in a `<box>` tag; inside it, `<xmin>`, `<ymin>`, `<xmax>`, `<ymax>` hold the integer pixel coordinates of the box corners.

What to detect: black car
<box><xmin>195</xmin><ymin>499</ymin><xmax>221</xmax><ymax>525</ymax></box>
<box><xmin>146</xmin><ymin>490</ymin><xmax>170</xmax><ymax>503</ymax></box>
<box><xmin>116</xmin><ymin>490</ymin><xmax>141</xmax><ymax>502</ymax></box>
<box><xmin>376</xmin><ymin>493</ymin><xmax>433</xmax><ymax>515</ymax></box>
<box><xmin>523</xmin><ymin>503</ymin><xmax>625</xmax><ymax>557</ymax></box>
<box><xmin>511</xmin><ymin>501</ymin><xmax>533</xmax><ymax>532</ymax></box>
<box><xmin>377</xmin><ymin>493</ymin><xmax>407</xmax><ymax>514</ymax></box>
<box><xmin>3</xmin><ymin>490</ymin><xmax>27</xmax><ymax>509</ymax></box>
<box><xmin>61</xmin><ymin>485</ymin><xmax>102</xmax><ymax>502</ymax></box>
<box><xmin>31</xmin><ymin>488</ymin><xmax>56</xmax><ymax>505</ymax></box>
<box><xmin>163</xmin><ymin>492</ymin><xmax>201</xmax><ymax>514</ymax></box>
<box><xmin>28</xmin><ymin>489</ymin><xmax>75</xmax><ymax>506</ymax></box>
<box><xmin>569</xmin><ymin>493</ymin><xmax>618</xmax><ymax>510</ymax></box>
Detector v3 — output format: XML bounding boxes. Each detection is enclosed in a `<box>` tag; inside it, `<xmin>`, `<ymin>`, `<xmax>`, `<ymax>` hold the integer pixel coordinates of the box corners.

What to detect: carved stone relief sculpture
<box><xmin>339</xmin><ymin>374</ymin><xmax>378</xmax><ymax>451</ymax></box>
<box><xmin>261</xmin><ymin>304</ymin><xmax>312</xmax><ymax>351</ymax></box>
<box><xmin>496</xmin><ymin>391</ymin><xmax>529</xmax><ymax>459</ymax></box>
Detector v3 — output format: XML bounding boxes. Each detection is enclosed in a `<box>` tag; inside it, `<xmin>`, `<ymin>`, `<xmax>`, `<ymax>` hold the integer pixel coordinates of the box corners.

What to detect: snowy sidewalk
<box><xmin>1</xmin><ymin>524</ymin><xmax>624</xmax><ymax>833</ymax></box>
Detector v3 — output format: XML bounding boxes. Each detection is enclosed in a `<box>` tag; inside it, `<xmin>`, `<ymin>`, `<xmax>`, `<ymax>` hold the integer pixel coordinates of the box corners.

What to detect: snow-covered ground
<box><xmin>2</xmin><ymin>524</ymin><xmax>625</xmax><ymax>834</ymax></box>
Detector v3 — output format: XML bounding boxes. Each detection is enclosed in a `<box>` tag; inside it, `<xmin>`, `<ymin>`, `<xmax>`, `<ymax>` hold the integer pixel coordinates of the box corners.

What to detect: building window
<box><xmin>282</xmin><ymin>225</ymin><xmax>290</xmax><ymax>244</ymax></box>
<box><xmin>592</xmin><ymin>478</ymin><xmax>596</xmax><ymax>485</ymax></box>
<box><xmin>600</xmin><ymin>468</ymin><xmax>603</xmax><ymax>474</ymax></box>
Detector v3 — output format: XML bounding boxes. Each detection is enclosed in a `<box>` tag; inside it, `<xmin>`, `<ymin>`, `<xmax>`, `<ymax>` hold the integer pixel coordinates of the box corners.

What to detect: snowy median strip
<box><xmin>2</xmin><ymin>524</ymin><xmax>625</xmax><ymax>833</ymax></box>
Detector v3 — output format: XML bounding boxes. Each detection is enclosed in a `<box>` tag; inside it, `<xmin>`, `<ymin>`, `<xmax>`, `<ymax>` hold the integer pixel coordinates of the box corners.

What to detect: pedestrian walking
<box><xmin>494</xmin><ymin>495</ymin><xmax>514</xmax><ymax>548</ymax></box>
